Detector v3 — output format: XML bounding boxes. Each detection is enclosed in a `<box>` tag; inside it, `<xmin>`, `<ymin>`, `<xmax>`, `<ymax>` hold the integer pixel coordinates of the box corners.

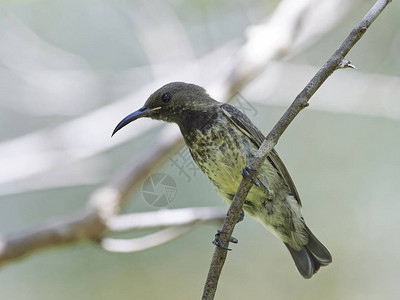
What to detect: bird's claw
<box><xmin>212</xmin><ymin>230</ymin><xmax>238</xmax><ymax>251</ymax></box>
<box><xmin>237</xmin><ymin>210</ymin><xmax>245</xmax><ymax>223</ymax></box>
<box><xmin>241</xmin><ymin>165</ymin><xmax>261</xmax><ymax>187</ymax></box>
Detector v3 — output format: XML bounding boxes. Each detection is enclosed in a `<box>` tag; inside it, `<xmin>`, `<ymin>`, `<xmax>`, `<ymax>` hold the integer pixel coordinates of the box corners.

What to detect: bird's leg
<box><xmin>241</xmin><ymin>165</ymin><xmax>262</xmax><ymax>187</ymax></box>
<box><xmin>212</xmin><ymin>211</ymin><xmax>242</xmax><ymax>250</ymax></box>
<box><xmin>241</xmin><ymin>165</ymin><xmax>273</xmax><ymax>197</ymax></box>
<box><xmin>212</xmin><ymin>230</ymin><xmax>238</xmax><ymax>251</ymax></box>
<box><xmin>237</xmin><ymin>210</ymin><xmax>245</xmax><ymax>223</ymax></box>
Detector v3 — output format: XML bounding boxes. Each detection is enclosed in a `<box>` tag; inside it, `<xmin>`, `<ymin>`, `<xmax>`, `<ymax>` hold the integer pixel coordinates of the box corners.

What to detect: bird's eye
<box><xmin>162</xmin><ymin>93</ymin><xmax>172</xmax><ymax>103</ymax></box>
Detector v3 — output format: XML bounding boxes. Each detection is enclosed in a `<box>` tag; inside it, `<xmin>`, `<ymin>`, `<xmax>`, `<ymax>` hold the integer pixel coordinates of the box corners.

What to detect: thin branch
<box><xmin>202</xmin><ymin>0</ymin><xmax>391</xmax><ymax>298</ymax></box>
<box><xmin>242</xmin><ymin>61</ymin><xmax>400</xmax><ymax>120</ymax></box>
<box><xmin>0</xmin><ymin>209</ymin><xmax>103</xmax><ymax>264</ymax></box>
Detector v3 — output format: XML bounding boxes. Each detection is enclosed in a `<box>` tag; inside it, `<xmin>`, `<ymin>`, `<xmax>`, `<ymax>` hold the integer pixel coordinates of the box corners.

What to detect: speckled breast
<box><xmin>185</xmin><ymin>119</ymin><xmax>254</xmax><ymax>200</ymax></box>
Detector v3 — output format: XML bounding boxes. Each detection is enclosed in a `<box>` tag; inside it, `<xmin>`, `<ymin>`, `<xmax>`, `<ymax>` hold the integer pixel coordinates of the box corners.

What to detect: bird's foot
<box><xmin>237</xmin><ymin>210</ymin><xmax>245</xmax><ymax>223</ymax></box>
<box><xmin>241</xmin><ymin>165</ymin><xmax>261</xmax><ymax>187</ymax></box>
<box><xmin>212</xmin><ymin>230</ymin><xmax>238</xmax><ymax>251</ymax></box>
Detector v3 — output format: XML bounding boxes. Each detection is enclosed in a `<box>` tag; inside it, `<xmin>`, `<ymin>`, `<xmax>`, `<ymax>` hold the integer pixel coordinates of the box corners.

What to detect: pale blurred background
<box><xmin>0</xmin><ymin>0</ymin><xmax>399</xmax><ymax>299</ymax></box>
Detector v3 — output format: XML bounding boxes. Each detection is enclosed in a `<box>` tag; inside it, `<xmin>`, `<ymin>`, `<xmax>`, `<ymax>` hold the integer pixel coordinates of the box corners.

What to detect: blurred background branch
<box><xmin>102</xmin><ymin>207</ymin><xmax>226</xmax><ymax>253</ymax></box>
<box><xmin>0</xmin><ymin>204</ymin><xmax>226</xmax><ymax>263</ymax></box>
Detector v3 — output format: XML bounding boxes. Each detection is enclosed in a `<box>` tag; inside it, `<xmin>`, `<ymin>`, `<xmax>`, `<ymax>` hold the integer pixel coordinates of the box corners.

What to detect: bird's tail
<box><xmin>284</xmin><ymin>225</ymin><xmax>332</xmax><ymax>279</ymax></box>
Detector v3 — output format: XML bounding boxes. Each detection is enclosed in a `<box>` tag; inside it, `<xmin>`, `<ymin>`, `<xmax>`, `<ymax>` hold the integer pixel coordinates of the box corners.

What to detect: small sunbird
<box><xmin>112</xmin><ymin>82</ymin><xmax>332</xmax><ymax>278</ymax></box>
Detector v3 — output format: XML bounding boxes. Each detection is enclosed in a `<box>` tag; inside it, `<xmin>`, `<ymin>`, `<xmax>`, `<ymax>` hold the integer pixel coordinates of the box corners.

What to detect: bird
<box><xmin>112</xmin><ymin>82</ymin><xmax>332</xmax><ymax>278</ymax></box>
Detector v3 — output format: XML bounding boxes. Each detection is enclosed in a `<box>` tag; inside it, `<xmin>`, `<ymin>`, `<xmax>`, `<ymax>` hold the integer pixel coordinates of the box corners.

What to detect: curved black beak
<box><xmin>112</xmin><ymin>106</ymin><xmax>160</xmax><ymax>137</ymax></box>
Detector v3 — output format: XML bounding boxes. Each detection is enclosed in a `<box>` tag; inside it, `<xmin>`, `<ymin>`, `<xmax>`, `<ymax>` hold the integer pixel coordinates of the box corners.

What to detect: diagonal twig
<box><xmin>202</xmin><ymin>0</ymin><xmax>391</xmax><ymax>298</ymax></box>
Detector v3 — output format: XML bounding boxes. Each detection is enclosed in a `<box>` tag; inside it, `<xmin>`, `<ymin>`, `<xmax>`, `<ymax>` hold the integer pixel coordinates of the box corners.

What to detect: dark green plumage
<box><xmin>112</xmin><ymin>82</ymin><xmax>332</xmax><ymax>278</ymax></box>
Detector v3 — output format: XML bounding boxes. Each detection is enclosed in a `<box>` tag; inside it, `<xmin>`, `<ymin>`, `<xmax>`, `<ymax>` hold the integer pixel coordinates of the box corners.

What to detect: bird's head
<box><xmin>112</xmin><ymin>82</ymin><xmax>216</xmax><ymax>136</ymax></box>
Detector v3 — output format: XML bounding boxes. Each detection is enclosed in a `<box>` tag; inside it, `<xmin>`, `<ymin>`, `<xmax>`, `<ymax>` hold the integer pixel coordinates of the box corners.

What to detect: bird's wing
<box><xmin>220</xmin><ymin>103</ymin><xmax>301</xmax><ymax>206</ymax></box>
